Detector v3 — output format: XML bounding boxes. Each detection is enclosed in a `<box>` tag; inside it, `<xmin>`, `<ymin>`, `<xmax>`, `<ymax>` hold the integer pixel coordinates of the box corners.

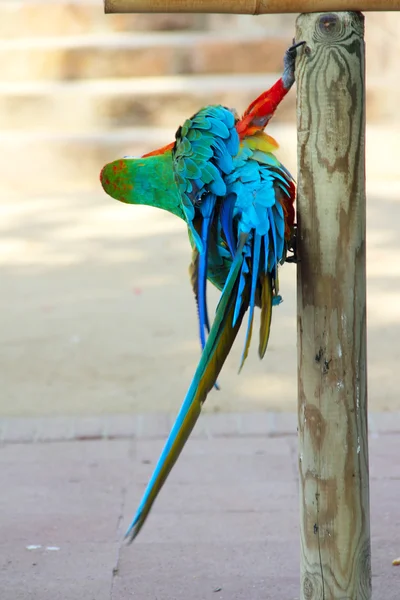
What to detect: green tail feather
<box><xmin>126</xmin><ymin>238</ymin><xmax>249</xmax><ymax>542</ymax></box>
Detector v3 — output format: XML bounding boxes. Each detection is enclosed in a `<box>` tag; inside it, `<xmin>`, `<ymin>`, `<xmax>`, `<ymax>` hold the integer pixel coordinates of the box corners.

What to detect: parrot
<box><xmin>100</xmin><ymin>40</ymin><xmax>304</xmax><ymax>542</ymax></box>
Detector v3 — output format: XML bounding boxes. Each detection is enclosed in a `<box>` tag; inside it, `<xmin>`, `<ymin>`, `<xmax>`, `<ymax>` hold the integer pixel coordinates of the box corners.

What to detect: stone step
<box><xmin>0</xmin><ymin>74</ymin><xmax>296</xmax><ymax>132</ymax></box>
<box><xmin>0</xmin><ymin>75</ymin><xmax>398</xmax><ymax>133</ymax></box>
<box><xmin>0</xmin><ymin>32</ymin><xmax>290</xmax><ymax>81</ymax></box>
<box><xmin>1</xmin><ymin>125</ymin><xmax>398</xmax><ymax>195</ymax></box>
<box><xmin>2</xmin><ymin>3</ymin><xmax>296</xmax><ymax>39</ymax></box>
<box><xmin>1</xmin><ymin>1</ymin><xmax>203</xmax><ymax>39</ymax></box>
<box><xmin>1</xmin><ymin>128</ymin><xmax>176</xmax><ymax>195</ymax></box>
<box><xmin>207</xmin><ymin>13</ymin><xmax>295</xmax><ymax>33</ymax></box>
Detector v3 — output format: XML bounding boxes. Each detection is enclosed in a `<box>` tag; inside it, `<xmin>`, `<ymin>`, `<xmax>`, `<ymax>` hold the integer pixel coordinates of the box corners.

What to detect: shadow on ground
<box><xmin>0</xmin><ymin>181</ymin><xmax>400</xmax><ymax>416</ymax></box>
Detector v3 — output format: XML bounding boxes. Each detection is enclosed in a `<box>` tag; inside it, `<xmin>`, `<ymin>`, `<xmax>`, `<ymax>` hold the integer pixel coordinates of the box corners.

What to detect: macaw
<box><xmin>100</xmin><ymin>41</ymin><xmax>303</xmax><ymax>542</ymax></box>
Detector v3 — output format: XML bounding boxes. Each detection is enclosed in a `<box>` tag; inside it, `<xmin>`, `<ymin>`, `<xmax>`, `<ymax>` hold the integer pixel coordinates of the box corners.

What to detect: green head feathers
<box><xmin>100</xmin><ymin>151</ymin><xmax>185</xmax><ymax>221</ymax></box>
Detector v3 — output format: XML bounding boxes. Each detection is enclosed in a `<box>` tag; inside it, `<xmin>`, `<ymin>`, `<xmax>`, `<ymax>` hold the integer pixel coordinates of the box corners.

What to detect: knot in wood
<box><xmin>303</xmin><ymin>575</ymin><xmax>314</xmax><ymax>600</ymax></box>
<box><xmin>306</xmin><ymin>11</ymin><xmax>365</xmax><ymax>44</ymax></box>
<box><xmin>318</xmin><ymin>13</ymin><xmax>340</xmax><ymax>36</ymax></box>
<box><xmin>314</xmin><ymin>12</ymin><xmax>347</xmax><ymax>44</ymax></box>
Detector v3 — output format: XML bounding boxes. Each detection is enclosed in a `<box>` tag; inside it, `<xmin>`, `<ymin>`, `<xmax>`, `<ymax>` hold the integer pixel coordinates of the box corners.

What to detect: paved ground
<box><xmin>0</xmin><ymin>412</ymin><xmax>399</xmax><ymax>600</ymax></box>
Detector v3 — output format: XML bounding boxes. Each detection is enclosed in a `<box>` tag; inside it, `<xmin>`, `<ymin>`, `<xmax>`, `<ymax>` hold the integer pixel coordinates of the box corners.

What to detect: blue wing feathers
<box><xmin>173</xmin><ymin>104</ymin><xmax>290</xmax><ymax>361</ymax></box>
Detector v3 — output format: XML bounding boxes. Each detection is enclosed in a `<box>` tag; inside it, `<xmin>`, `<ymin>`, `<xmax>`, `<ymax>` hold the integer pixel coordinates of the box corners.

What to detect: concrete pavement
<box><xmin>0</xmin><ymin>412</ymin><xmax>399</xmax><ymax>599</ymax></box>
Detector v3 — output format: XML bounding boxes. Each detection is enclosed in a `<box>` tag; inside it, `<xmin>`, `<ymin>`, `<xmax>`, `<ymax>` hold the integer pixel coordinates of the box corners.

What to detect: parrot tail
<box><xmin>125</xmin><ymin>235</ymin><xmax>249</xmax><ymax>543</ymax></box>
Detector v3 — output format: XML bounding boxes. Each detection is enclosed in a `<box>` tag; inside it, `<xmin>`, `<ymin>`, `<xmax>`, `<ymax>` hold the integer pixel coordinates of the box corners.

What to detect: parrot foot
<box><xmin>285</xmin><ymin>225</ymin><xmax>298</xmax><ymax>264</ymax></box>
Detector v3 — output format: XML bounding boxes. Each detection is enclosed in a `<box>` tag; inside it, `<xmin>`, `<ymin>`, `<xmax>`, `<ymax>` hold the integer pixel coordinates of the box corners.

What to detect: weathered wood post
<box><xmin>295</xmin><ymin>11</ymin><xmax>371</xmax><ymax>599</ymax></box>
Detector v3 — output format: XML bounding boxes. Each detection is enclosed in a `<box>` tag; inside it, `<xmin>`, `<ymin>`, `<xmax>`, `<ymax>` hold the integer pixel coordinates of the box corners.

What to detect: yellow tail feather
<box><xmin>258</xmin><ymin>274</ymin><xmax>273</xmax><ymax>359</ymax></box>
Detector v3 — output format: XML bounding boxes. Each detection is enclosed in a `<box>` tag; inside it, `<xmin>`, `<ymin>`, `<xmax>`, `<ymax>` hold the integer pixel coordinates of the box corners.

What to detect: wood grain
<box><xmin>105</xmin><ymin>0</ymin><xmax>400</xmax><ymax>14</ymax></box>
<box><xmin>296</xmin><ymin>11</ymin><xmax>371</xmax><ymax>600</ymax></box>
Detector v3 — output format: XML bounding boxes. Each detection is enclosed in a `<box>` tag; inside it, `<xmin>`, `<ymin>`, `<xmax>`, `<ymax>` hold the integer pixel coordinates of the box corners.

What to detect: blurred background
<box><xmin>1</xmin><ymin>4</ymin><xmax>400</xmax><ymax>418</ymax></box>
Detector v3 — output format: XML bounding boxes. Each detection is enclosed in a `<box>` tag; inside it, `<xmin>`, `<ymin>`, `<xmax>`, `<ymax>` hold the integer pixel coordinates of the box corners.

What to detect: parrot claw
<box><xmin>285</xmin><ymin>224</ymin><xmax>298</xmax><ymax>264</ymax></box>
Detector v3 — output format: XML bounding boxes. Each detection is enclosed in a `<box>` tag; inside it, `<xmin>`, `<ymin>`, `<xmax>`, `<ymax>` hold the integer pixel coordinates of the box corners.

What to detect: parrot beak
<box><xmin>288</xmin><ymin>40</ymin><xmax>306</xmax><ymax>53</ymax></box>
<box><xmin>282</xmin><ymin>40</ymin><xmax>307</xmax><ymax>89</ymax></box>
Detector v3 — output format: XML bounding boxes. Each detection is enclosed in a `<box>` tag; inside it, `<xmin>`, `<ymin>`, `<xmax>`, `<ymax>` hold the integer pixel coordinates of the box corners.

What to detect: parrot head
<box><xmin>100</xmin><ymin>150</ymin><xmax>185</xmax><ymax>220</ymax></box>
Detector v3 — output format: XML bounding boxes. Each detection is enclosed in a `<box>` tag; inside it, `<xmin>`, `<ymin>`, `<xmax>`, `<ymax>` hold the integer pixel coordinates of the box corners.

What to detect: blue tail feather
<box><xmin>239</xmin><ymin>233</ymin><xmax>261</xmax><ymax>370</ymax></box>
<box><xmin>198</xmin><ymin>195</ymin><xmax>216</xmax><ymax>349</ymax></box>
<box><xmin>220</xmin><ymin>194</ymin><xmax>236</xmax><ymax>257</ymax></box>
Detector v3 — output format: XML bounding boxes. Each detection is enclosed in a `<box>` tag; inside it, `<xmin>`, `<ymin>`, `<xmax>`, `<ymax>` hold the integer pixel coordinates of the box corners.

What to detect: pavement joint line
<box><xmin>0</xmin><ymin>412</ymin><xmax>399</xmax><ymax>444</ymax></box>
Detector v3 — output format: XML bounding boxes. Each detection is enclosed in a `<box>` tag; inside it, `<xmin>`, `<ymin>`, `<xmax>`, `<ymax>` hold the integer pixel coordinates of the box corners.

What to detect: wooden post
<box><xmin>105</xmin><ymin>0</ymin><xmax>400</xmax><ymax>13</ymax></box>
<box><xmin>296</xmin><ymin>11</ymin><xmax>371</xmax><ymax>600</ymax></box>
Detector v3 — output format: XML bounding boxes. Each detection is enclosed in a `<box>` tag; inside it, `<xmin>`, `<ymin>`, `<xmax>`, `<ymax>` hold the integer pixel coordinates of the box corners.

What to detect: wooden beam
<box><xmin>105</xmin><ymin>0</ymin><xmax>400</xmax><ymax>13</ymax></box>
<box><xmin>296</xmin><ymin>10</ymin><xmax>371</xmax><ymax>600</ymax></box>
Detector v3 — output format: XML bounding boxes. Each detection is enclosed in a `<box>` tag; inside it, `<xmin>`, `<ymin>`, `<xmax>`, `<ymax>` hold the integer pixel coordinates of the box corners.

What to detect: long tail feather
<box><xmin>125</xmin><ymin>236</ymin><xmax>248</xmax><ymax>543</ymax></box>
<box><xmin>239</xmin><ymin>233</ymin><xmax>261</xmax><ymax>372</ymax></box>
<box><xmin>258</xmin><ymin>272</ymin><xmax>273</xmax><ymax>359</ymax></box>
<box><xmin>197</xmin><ymin>194</ymin><xmax>216</xmax><ymax>349</ymax></box>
